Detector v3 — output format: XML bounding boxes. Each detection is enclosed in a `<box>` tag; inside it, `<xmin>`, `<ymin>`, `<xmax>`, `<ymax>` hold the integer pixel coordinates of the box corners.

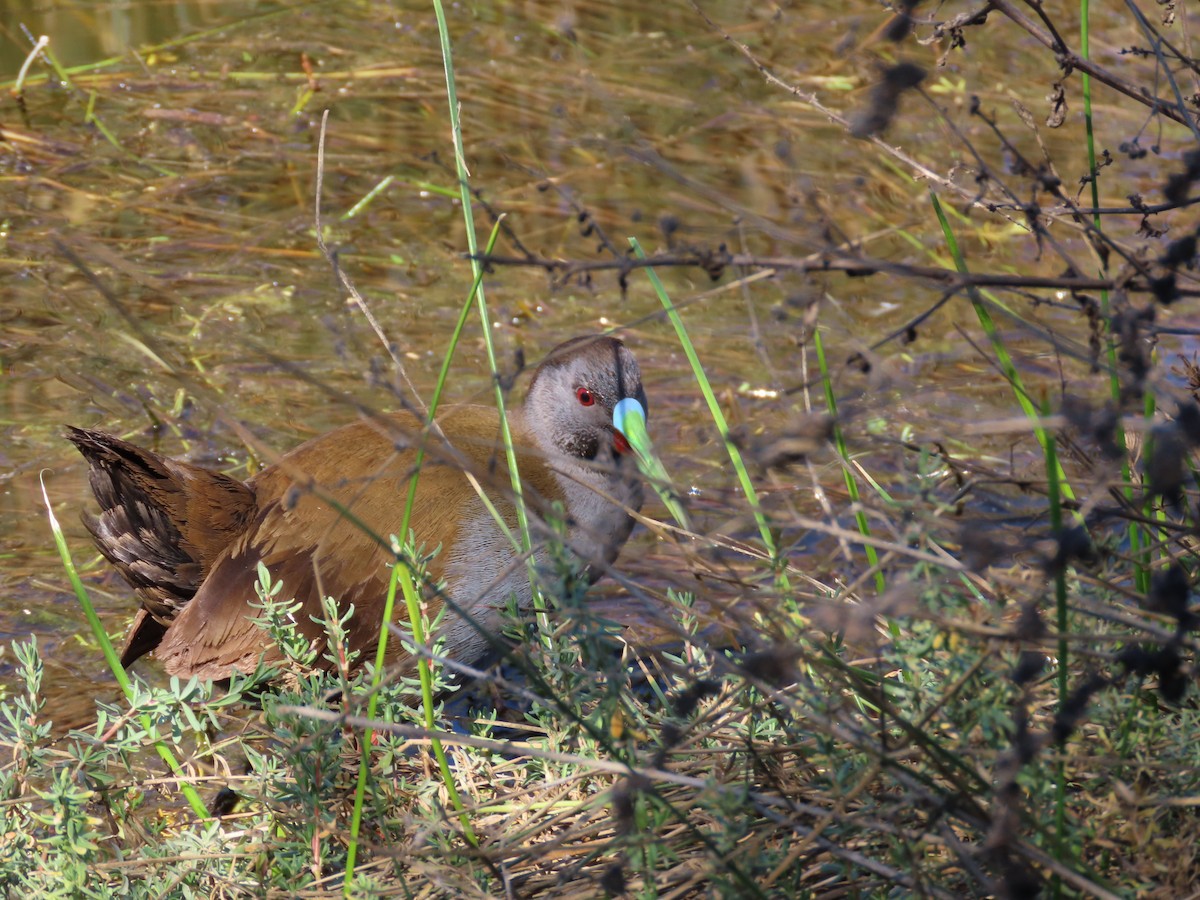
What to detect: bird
<box><xmin>66</xmin><ymin>334</ymin><xmax>647</xmax><ymax>681</ymax></box>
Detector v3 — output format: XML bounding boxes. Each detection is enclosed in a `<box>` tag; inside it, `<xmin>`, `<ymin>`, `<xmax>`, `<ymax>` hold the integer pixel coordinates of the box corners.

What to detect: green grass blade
<box><xmin>627</xmin><ymin>238</ymin><xmax>780</xmax><ymax>574</ymax></box>
<box><xmin>813</xmin><ymin>327</ymin><xmax>885</xmax><ymax>594</ymax></box>
<box><xmin>40</xmin><ymin>475</ymin><xmax>209</xmax><ymax>820</ymax></box>
<box><xmin>929</xmin><ymin>191</ymin><xmax>1076</xmax><ymax>507</ymax></box>
<box><xmin>343</xmin><ymin>559</ymin><xmax>403</xmax><ymax>888</ymax></box>
<box><xmin>397</xmin><ymin>559</ymin><xmax>474</xmax><ymax>839</ymax></box>
<box><xmin>433</xmin><ymin>0</ymin><xmax>541</xmax><ymax>622</ymax></box>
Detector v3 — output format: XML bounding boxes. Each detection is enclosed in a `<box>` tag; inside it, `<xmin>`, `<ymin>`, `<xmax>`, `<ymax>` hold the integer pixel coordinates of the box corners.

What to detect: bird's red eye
<box><xmin>576</xmin><ymin>387</ymin><xmax>595</xmax><ymax>406</ymax></box>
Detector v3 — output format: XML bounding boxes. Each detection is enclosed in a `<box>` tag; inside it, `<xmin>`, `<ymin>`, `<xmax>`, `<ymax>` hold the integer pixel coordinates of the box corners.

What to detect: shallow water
<box><xmin>0</xmin><ymin>0</ymin><xmax>1190</xmax><ymax>705</ymax></box>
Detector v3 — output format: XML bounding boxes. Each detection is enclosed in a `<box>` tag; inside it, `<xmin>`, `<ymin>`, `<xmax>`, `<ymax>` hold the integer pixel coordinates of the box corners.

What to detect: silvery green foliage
<box><xmin>0</xmin><ymin>609</ymin><xmax>428</xmax><ymax>895</ymax></box>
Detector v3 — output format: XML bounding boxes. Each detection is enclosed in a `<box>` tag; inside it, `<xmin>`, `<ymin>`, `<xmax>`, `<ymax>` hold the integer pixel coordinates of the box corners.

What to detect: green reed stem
<box><xmin>82</xmin><ymin>90</ymin><xmax>176</xmax><ymax>178</ymax></box>
<box><xmin>40</xmin><ymin>477</ymin><xmax>209</xmax><ymax>820</ymax></box>
<box><xmin>342</xmin><ymin>175</ymin><xmax>395</xmax><ymax>220</ymax></box>
<box><xmin>344</xmin><ymin>219</ymin><xmax>502</xmax><ymax>889</ymax></box>
<box><xmin>290</xmin><ymin>86</ymin><xmax>317</xmax><ymax>118</ymax></box>
<box><xmin>433</xmin><ymin>0</ymin><xmax>541</xmax><ymax>622</ymax></box>
<box><xmin>813</xmin><ymin>328</ymin><xmax>885</xmax><ymax>594</ymax></box>
<box><xmin>30</xmin><ymin>39</ymin><xmax>73</xmax><ymax>90</ymax></box>
<box><xmin>1081</xmin><ymin>0</ymin><xmax>1148</xmax><ymax>593</ymax></box>
<box><xmin>426</xmin><ymin>220</ymin><xmax>505</xmax><ymax>441</ymax></box>
<box><xmin>628</xmin><ymin>238</ymin><xmax>784</xmax><ymax>582</ymax></box>
<box><xmin>1043</xmin><ymin>394</ymin><xmax>1070</xmax><ymax>896</ymax></box>
<box><xmin>930</xmin><ymin>191</ymin><xmax>1076</xmax><ymax>507</ymax></box>
<box><xmin>343</xmin><ymin>560</ymin><xmax>402</xmax><ymax>890</ymax></box>
<box><xmin>397</xmin><ymin>559</ymin><xmax>473</xmax><ymax>834</ymax></box>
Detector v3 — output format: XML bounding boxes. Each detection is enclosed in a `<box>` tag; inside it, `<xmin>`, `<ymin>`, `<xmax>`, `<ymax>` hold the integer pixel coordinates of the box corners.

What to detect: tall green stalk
<box><xmin>628</xmin><ymin>239</ymin><xmax>782</xmax><ymax>581</ymax></box>
<box><xmin>342</xmin><ymin>222</ymin><xmax>502</xmax><ymax>889</ymax></box>
<box><xmin>930</xmin><ymin>192</ymin><xmax>1076</xmax><ymax>507</ymax></box>
<box><xmin>349</xmin><ymin>3</ymin><xmax>544</xmax><ymax>885</ymax></box>
<box><xmin>432</xmin><ymin>0</ymin><xmax>542</xmax><ymax>622</ymax></box>
<box><xmin>1081</xmin><ymin>0</ymin><xmax>1148</xmax><ymax>593</ymax></box>
<box><xmin>41</xmin><ymin>478</ymin><xmax>209</xmax><ymax>820</ymax></box>
<box><xmin>813</xmin><ymin>328</ymin><xmax>885</xmax><ymax>594</ymax></box>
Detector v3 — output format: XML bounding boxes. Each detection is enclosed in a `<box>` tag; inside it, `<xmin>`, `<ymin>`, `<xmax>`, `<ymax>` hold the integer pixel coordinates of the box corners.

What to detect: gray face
<box><xmin>526</xmin><ymin>335</ymin><xmax>647</xmax><ymax>464</ymax></box>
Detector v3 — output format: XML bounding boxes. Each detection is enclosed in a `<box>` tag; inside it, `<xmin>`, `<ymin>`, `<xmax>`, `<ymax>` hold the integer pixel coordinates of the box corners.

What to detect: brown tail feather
<box><xmin>120</xmin><ymin>608</ymin><xmax>168</xmax><ymax>668</ymax></box>
<box><xmin>65</xmin><ymin>427</ymin><xmax>258</xmax><ymax>664</ymax></box>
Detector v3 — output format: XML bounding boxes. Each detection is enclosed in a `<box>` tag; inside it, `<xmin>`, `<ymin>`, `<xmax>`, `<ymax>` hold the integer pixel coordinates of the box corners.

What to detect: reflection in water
<box><xmin>0</xmin><ymin>0</ymin><xmax>264</xmax><ymax>77</ymax></box>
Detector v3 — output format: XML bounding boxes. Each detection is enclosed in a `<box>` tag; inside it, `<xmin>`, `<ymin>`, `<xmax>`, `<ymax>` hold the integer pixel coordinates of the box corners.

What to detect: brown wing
<box><xmin>153</xmin><ymin>407</ymin><xmax>565</xmax><ymax>680</ymax></box>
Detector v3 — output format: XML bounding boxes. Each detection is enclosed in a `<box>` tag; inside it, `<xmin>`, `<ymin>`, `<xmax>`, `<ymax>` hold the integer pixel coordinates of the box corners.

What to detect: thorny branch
<box><xmin>992</xmin><ymin>0</ymin><xmax>1198</xmax><ymax>131</ymax></box>
<box><xmin>475</xmin><ymin>249</ymin><xmax>1200</xmax><ymax>301</ymax></box>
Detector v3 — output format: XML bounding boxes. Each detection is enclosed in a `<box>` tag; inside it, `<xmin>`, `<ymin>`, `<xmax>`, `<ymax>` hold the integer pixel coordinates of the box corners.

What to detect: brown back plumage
<box><xmin>152</xmin><ymin>407</ymin><xmax>567</xmax><ymax>679</ymax></box>
<box><xmin>68</xmin><ymin>409</ymin><xmax>571</xmax><ymax>678</ymax></box>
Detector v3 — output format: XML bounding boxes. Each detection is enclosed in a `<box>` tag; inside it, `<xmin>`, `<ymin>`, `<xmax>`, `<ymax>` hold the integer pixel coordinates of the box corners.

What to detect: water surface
<box><xmin>0</xmin><ymin>0</ymin><xmax>1183</xmax><ymax>703</ymax></box>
